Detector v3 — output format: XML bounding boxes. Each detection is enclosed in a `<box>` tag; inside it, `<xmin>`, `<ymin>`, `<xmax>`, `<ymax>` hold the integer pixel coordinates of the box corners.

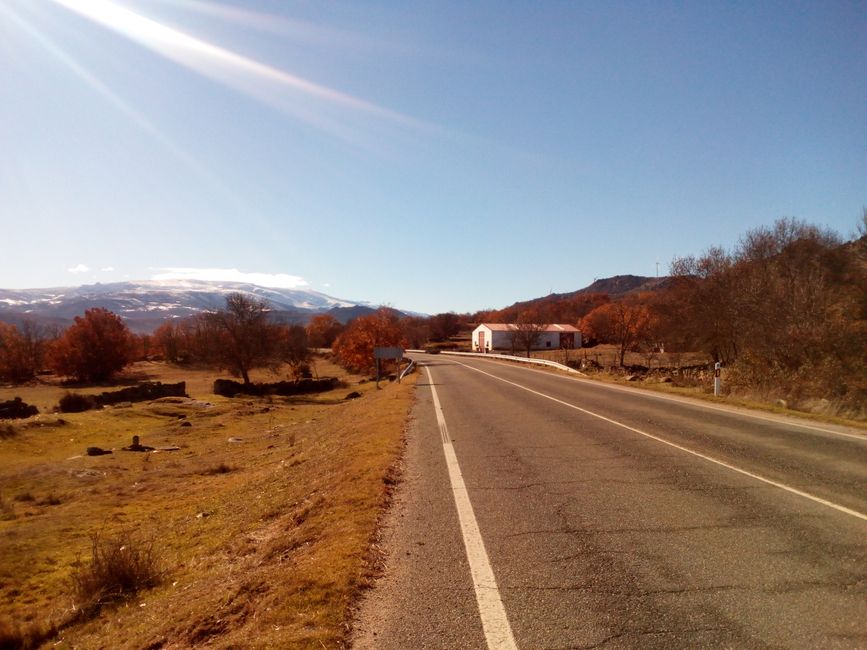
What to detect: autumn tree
<box><xmin>50</xmin><ymin>308</ymin><xmax>134</xmax><ymax>382</ymax></box>
<box><xmin>401</xmin><ymin>316</ymin><xmax>431</xmax><ymax>349</ymax></box>
<box><xmin>665</xmin><ymin>217</ymin><xmax>867</xmax><ymax>405</ymax></box>
<box><xmin>581</xmin><ymin>298</ymin><xmax>650</xmax><ymax>367</ymax></box>
<box><xmin>0</xmin><ymin>321</ymin><xmax>51</xmax><ymax>383</ymax></box>
<box><xmin>153</xmin><ymin>321</ymin><xmax>182</xmax><ymax>362</ymax></box>
<box><xmin>278</xmin><ymin>324</ymin><xmax>311</xmax><ymax>379</ymax></box>
<box><xmin>305</xmin><ymin>314</ymin><xmax>344</xmax><ymax>349</ymax></box>
<box><xmin>332</xmin><ymin>308</ymin><xmax>408</xmax><ymax>373</ymax></box>
<box><xmin>429</xmin><ymin>312</ymin><xmax>460</xmax><ymax>341</ymax></box>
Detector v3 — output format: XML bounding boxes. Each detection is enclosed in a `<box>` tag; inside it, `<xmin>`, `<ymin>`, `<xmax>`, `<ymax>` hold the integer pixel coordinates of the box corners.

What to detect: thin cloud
<box><xmin>100</xmin><ymin>266</ymin><xmax>115</xmax><ymax>272</ymax></box>
<box><xmin>68</xmin><ymin>264</ymin><xmax>90</xmax><ymax>273</ymax></box>
<box><xmin>152</xmin><ymin>267</ymin><xmax>309</xmax><ymax>289</ymax></box>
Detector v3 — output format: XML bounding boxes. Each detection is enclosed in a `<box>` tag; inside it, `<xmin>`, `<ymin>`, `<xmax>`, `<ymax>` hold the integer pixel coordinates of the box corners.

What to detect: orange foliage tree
<box><xmin>306</xmin><ymin>314</ymin><xmax>344</xmax><ymax>349</ymax></box>
<box><xmin>152</xmin><ymin>321</ymin><xmax>182</xmax><ymax>362</ymax></box>
<box><xmin>332</xmin><ymin>308</ymin><xmax>408</xmax><ymax>373</ymax></box>
<box><xmin>0</xmin><ymin>321</ymin><xmax>52</xmax><ymax>383</ymax></box>
<box><xmin>50</xmin><ymin>308</ymin><xmax>134</xmax><ymax>382</ymax></box>
<box><xmin>581</xmin><ymin>298</ymin><xmax>651</xmax><ymax>367</ymax></box>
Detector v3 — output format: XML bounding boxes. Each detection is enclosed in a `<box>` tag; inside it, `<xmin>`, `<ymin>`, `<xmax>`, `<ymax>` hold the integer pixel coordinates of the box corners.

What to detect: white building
<box><xmin>471</xmin><ymin>323</ymin><xmax>581</xmax><ymax>353</ymax></box>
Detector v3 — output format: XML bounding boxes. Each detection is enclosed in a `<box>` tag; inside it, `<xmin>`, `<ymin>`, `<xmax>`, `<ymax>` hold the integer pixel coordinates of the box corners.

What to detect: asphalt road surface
<box><xmin>352</xmin><ymin>354</ymin><xmax>867</xmax><ymax>649</ymax></box>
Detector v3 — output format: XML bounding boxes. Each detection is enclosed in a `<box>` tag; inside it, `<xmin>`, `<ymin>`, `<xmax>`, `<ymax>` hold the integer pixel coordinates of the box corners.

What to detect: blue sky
<box><xmin>1</xmin><ymin>0</ymin><xmax>865</xmax><ymax>314</ymax></box>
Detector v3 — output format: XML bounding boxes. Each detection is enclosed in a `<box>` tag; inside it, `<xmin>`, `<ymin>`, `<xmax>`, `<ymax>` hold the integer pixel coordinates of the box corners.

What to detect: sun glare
<box><xmin>49</xmin><ymin>0</ymin><xmax>422</xmax><ymax>133</ymax></box>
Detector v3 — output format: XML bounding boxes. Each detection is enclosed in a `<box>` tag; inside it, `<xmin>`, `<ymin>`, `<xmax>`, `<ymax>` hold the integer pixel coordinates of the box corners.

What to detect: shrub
<box><xmin>71</xmin><ymin>531</ymin><xmax>163</xmax><ymax>616</ymax></box>
<box><xmin>199</xmin><ymin>463</ymin><xmax>236</xmax><ymax>475</ymax></box>
<box><xmin>0</xmin><ymin>398</ymin><xmax>38</xmax><ymax>420</ymax></box>
<box><xmin>0</xmin><ymin>618</ymin><xmax>54</xmax><ymax>650</ymax></box>
<box><xmin>57</xmin><ymin>393</ymin><xmax>96</xmax><ymax>414</ymax></box>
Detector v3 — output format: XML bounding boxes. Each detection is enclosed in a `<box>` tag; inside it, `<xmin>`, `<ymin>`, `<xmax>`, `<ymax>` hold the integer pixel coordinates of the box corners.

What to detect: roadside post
<box><xmin>374</xmin><ymin>346</ymin><xmax>405</xmax><ymax>388</ymax></box>
<box><xmin>714</xmin><ymin>362</ymin><xmax>722</xmax><ymax>397</ymax></box>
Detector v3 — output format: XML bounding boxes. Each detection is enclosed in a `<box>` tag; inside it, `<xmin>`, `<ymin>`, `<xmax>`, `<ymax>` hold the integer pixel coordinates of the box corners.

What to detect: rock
<box><xmin>113</xmin><ymin>402</ymin><xmax>133</xmax><ymax>408</ymax></box>
<box><xmin>179</xmin><ymin>421</ymin><xmax>192</xmax><ymax>428</ymax></box>
<box><xmin>775</xmin><ymin>399</ymin><xmax>788</xmax><ymax>409</ymax></box>
<box><xmin>345</xmin><ymin>391</ymin><xmax>362</xmax><ymax>400</ymax></box>
<box><xmin>86</xmin><ymin>447</ymin><xmax>112</xmax><ymax>456</ymax></box>
<box><xmin>625</xmin><ymin>375</ymin><xmax>640</xmax><ymax>382</ymax></box>
<box><xmin>121</xmin><ymin>435</ymin><xmax>154</xmax><ymax>452</ymax></box>
<box><xmin>660</xmin><ymin>377</ymin><xmax>673</xmax><ymax>383</ymax></box>
<box><xmin>227</xmin><ymin>437</ymin><xmax>244</xmax><ymax>443</ymax></box>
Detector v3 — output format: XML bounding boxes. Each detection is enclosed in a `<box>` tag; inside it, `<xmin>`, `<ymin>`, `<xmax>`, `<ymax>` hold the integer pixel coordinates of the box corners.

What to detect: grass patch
<box><xmin>71</xmin><ymin>531</ymin><xmax>163</xmax><ymax>618</ymax></box>
<box><xmin>0</xmin><ymin>617</ymin><xmax>57</xmax><ymax>650</ymax></box>
<box><xmin>36</xmin><ymin>493</ymin><xmax>62</xmax><ymax>506</ymax></box>
<box><xmin>197</xmin><ymin>462</ymin><xmax>236</xmax><ymax>475</ymax></box>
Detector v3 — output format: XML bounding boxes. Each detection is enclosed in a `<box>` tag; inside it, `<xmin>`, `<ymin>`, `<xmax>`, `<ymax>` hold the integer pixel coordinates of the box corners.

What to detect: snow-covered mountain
<box><xmin>0</xmin><ymin>280</ymin><xmax>379</xmax><ymax>333</ymax></box>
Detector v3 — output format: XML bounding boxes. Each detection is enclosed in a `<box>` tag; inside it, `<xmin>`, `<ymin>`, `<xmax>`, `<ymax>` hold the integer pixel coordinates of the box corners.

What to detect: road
<box><xmin>352</xmin><ymin>354</ymin><xmax>867</xmax><ymax>649</ymax></box>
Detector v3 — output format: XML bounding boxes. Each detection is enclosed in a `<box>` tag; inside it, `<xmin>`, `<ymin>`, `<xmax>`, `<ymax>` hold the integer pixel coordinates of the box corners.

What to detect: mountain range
<box><xmin>0</xmin><ymin>274</ymin><xmax>670</xmax><ymax>334</ymax></box>
<box><xmin>0</xmin><ymin>280</ymin><xmax>379</xmax><ymax>333</ymax></box>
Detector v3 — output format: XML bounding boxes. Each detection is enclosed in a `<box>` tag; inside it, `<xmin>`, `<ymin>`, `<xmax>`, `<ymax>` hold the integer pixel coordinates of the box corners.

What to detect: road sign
<box><xmin>374</xmin><ymin>347</ymin><xmax>405</xmax><ymax>387</ymax></box>
<box><xmin>374</xmin><ymin>347</ymin><xmax>404</xmax><ymax>360</ymax></box>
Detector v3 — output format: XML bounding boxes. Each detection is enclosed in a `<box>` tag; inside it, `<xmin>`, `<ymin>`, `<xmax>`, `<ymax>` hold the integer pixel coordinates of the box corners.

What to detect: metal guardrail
<box><xmin>399</xmin><ymin>358</ymin><xmax>417</xmax><ymax>380</ymax></box>
<box><xmin>437</xmin><ymin>350</ymin><xmax>585</xmax><ymax>375</ymax></box>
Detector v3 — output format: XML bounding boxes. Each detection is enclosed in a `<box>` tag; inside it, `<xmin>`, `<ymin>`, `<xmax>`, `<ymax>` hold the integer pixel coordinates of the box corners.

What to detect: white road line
<box><xmin>453</xmin><ymin>361</ymin><xmax>867</xmax><ymax>523</ymax></box>
<box><xmin>427</xmin><ymin>367</ymin><xmax>518</xmax><ymax>650</ymax></box>
<box><xmin>456</xmin><ymin>354</ymin><xmax>866</xmax><ymax>441</ymax></box>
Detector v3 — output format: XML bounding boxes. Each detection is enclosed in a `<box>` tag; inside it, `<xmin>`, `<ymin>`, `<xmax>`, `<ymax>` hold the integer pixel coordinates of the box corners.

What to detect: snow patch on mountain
<box><xmin>0</xmin><ymin>280</ymin><xmax>376</xmax><ymax>332</ymax></box>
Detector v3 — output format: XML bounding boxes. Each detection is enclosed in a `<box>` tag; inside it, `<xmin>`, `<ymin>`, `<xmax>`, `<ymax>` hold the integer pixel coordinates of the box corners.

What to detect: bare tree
<box><xmin>206</xmin><ymin>293</ymin><xmax>281</xmax><ymax>385</ymax></box>
<box><xmin>509</xmin><ymin>315</ymin><xmax>547</xmax><ymax>358</ymax></box>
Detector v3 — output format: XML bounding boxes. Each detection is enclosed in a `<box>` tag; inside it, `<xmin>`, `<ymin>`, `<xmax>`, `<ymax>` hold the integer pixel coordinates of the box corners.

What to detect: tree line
<box><xmin>511</xmin><ymin>216</ymin><xmax>866</xmax><ymax>408</ymax></box>
<box><xmin>0</xmin><ymin>296</ymin><xmax>419</xmax><ymax>385</ymax></box>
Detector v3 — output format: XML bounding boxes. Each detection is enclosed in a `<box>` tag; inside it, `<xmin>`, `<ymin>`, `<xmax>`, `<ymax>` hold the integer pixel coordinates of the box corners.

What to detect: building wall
<box><xmin>491</xmin><ymin>330</ymin><xmax>512</xmax><ymax>350</ymax></box>
<box><xmin>472</xmin><ymin>326</ymin><xmax>493</xmax><ymax>352</ymax></box>
<box><xmin>472</xmin><ymin>326</ymin><xmax>582</xmax><ymax>352</ymax></box>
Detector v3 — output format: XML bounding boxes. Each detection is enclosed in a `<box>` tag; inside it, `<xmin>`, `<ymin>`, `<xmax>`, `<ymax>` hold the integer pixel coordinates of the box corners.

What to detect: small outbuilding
<box><xmin>471</xmin><ymin>323</ymin><xmax>581</xmax><ymax>353</ymax></box>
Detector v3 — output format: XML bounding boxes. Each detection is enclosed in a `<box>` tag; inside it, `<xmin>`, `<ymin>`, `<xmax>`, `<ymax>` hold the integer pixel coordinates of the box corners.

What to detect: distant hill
<box><xmin>485</xmin><ymin>274</ymin><xmax>671</xmax><ymax>319</ymax></box>
<box><xmin>0</xmin><ymin>280</ymin><xmax>384</xmax><ymax>333</ymax></box>
<box><xmin>562</xmin><ymin>274</ymin><xmax>671</xmax><ymax>298</ymax></box>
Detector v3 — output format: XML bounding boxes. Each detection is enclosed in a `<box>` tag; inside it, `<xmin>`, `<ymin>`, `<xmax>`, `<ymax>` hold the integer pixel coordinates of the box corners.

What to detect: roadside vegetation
<box><xmin>460</xmin><ymin>217</ymin><xmax>867</xmax><ymax>420</ymax></box>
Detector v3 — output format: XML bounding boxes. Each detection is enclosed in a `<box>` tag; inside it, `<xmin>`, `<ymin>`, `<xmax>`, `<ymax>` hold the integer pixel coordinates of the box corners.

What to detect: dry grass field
<box><xmin>0</xmin><ymin>357</ymin><xmax>415</xmax><ymax>649</ymax></box>
<box><xmin>529</xmin><ymin>344</ymin><xmax>712</xmax><ymax>370</ymax></box>
<box><xmin>527</xmin><ymin>346</ymin><xmax>867</xmax><ymax>425</ymax></box>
